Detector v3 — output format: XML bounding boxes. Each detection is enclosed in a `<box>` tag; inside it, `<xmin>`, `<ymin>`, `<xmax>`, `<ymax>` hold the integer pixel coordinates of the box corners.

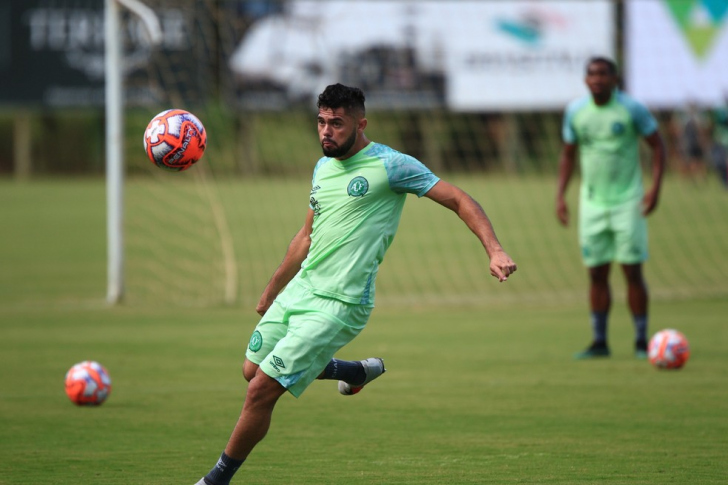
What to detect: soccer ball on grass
<box><xmin>143</xmin><ymin>109</ymin><xmax>207</xmax><ymax>171</ymax></box>
<box><xmin>648</xmin><ymin>329</ymin><xmax>690</xmax><ymax>370</ymax></box>
<box><xmin>65</xmin><ymin>360</ymin><xmax>112</xmax><ymax>406</ymax></box>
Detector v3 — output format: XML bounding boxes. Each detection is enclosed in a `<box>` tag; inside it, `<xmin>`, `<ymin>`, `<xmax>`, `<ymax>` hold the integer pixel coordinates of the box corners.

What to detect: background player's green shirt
<box><xmin>297</xmin><ymin>142</ymin><xmax>439</xmax><ymax>306</ymax></box>
<box><xmin>712</xmin><ymin>107</ymin><xmax>728</xmax><ymax>147</ymax></box>
<box><xmin>562</xmin><ymin>90</ymin><xmax>658</xmax><ymax>206</ymax></box>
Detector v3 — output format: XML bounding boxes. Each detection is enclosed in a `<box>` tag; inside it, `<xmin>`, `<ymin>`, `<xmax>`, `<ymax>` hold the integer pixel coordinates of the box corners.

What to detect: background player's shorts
<box><xmin>245</xmin><ymin>279</ymin><xmax>372</xmax><ymax>397</ymax></box>
<box><xmin>578</xmin><ymin>197</ymin><xmax>648</xmax><ymax>267</ymax></box>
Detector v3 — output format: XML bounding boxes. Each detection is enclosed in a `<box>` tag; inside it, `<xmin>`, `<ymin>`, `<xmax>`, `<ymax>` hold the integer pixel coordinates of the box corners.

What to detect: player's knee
<box><xmin>588</xmin><ymin>264</ymin><xmax>610</xmax><ymax>284</ymax></box>
<box><xmin>621</xmin><ymin>263</ymin><xmax>644</xmax><ymax>285</ymax></box>
<box><xmin>245</xmin><ymin>372</ymin><xmax>285</xmax><ymax>409</ymax></box>
<box><xmin>625</xmin><ymin>271</ymin><xmax>643</xmax><ymax>285</ymax></box>
<box><xmin>243</xmin><ymin>359</ymin><xmax>258</xmax><ymax>382</ymax></box>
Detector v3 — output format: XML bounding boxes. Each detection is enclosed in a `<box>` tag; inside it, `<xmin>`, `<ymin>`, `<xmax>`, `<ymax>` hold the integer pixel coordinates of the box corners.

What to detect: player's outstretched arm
<box><xmin>424</xmin><ymin>180</ymin><xmax>516</xmax><ymax>282</ymax></box>
<box><xmin>256</xmin><ymin>209</ymin><xmax>315</xmax><ymax>315</ymax></box>
<box><xmin>556</xmin><ymin>143</ymin><xmax>577</xmax><ymax>226</ymax></box>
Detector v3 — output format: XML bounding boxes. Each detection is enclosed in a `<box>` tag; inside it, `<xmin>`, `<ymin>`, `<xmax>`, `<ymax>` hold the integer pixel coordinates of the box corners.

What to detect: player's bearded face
<box><xmin>321</xmin><ymin>127</ymin><xmax>357</xmax><ymax>158</ymax></box>
<box><xmin>318</xmin><ymin>107</ymin><xmax>359</xmax><ymax>159</ymax></box>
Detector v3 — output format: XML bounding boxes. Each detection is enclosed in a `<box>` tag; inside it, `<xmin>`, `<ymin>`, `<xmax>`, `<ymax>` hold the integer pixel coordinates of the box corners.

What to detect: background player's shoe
<box><xmin>574</xmin><ymin>342</ymin><xmax>610</xmax><ymax>359</ymax></box>
<box><xmin>635</xmin><ymin>340</ymin><xmax>648</xmax><ymax>359</ymax></box>
<box><xmin>338</xmin><ymin>357</ymin><xmax>386</xmax><ymax>395</ymax></box>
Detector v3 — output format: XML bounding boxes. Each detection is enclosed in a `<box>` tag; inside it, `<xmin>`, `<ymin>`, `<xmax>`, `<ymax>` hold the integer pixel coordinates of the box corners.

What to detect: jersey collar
<box><xmin>334</xmin><ymin>141</ymin><xmax>375</xmax><ymax>166</ymax></box>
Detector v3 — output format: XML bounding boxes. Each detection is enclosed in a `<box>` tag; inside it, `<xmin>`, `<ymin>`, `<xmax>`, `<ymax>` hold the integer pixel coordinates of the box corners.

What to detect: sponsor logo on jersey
<box><xmin>310</xmin><ymin>185</ymin><xmax>322</xmax><ymax>215</ymax></box>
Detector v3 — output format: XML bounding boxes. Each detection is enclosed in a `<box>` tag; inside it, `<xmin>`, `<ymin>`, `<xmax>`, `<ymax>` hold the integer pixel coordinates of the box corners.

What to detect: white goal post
<box><xmin>105</xmin><ymin>0</ymin><xmax>161</xmax><ymax>304</ymax></box>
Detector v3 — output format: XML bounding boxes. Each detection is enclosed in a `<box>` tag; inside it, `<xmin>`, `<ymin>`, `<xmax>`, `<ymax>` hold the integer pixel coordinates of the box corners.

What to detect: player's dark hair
<box><xmin>586</xmin><ymin>56</ymin><xmax>618</xmax><ymax>75</ymax></box>
<box><xmin>317</xmin><ymin>83</ymin><xmax>366</xmax><ymax>117</ymax></box>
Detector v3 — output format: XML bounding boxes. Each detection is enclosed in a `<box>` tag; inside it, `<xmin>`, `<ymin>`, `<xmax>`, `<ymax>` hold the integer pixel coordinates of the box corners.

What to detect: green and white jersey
<box><xmin>562</xmin><ymin>90</ymin><xmax>658</xmax><ymax>206</ymax></box>
<box><xmin>297</xmin><ymin>142</ymin><xmax>439</xmax><ymax>306</ymax></box>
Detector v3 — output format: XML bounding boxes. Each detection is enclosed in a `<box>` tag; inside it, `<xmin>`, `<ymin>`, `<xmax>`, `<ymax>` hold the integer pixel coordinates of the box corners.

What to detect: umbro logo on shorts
<box><xmin>270</xmin><ymin>355</ymin><xmax>286</xmax><ymax>372</ymax></box>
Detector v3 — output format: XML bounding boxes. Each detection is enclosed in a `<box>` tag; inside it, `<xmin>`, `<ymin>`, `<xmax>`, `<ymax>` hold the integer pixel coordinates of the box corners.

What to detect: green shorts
<box><xmin>245</xmin><ymin>279</ymin><xmax>372</xmax><ymax>397</ymax></box>
<box><xmin>578</xmin><ymin>197</ymin><xmax>648</xmax><ymax>267</ymax></box>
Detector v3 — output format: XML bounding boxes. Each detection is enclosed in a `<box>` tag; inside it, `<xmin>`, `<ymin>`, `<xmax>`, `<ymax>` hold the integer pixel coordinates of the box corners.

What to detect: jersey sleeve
<box><xmin>384</xmin><ymin>152</ymin><xmax>440</xmax><ymax>197</ymax></box>
<box><xmin>621</xmin><ymin>93</ymin><xmax>658</xmax><ymax>136</ymax></box>
<box><xmin>311</xmin><ymin>157</ymin><xmax>328</xmax><ymax>185</ymax></box>
<box><xmin>631</xmin><ymin>103</ymin><xmax>658</xmax><ymax>136</ymax></box>
<box><xmin>310</xmin><ymin>157</ymin><xmax>328</xmax><ymax>209</ymax></box>
<box><xmin>562</xmin><ymin>101</ymin><xmax>579</xmax><ymax>144</ymax></box>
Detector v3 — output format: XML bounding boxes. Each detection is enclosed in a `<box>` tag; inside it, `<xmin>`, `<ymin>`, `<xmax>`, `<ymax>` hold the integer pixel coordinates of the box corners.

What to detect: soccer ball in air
<box><xmin>143</xmin><ymin>109</ymin><xmax>207</xmax><ymax>171</ymax></box>
<box><xmin>648</xmin><ymin>329</ymin><xmax>690</xmax><ymax>370</ymax></box>
<box><xmin>65</xmin><ymin>361</ymin><xmax>112</xmax><ymax>406</ymax></box>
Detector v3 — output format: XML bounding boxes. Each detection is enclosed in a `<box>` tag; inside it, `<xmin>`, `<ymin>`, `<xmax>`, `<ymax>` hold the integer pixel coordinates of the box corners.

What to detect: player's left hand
<box><xmin>490</xmin><ymin>251</ymin><xmax>517</xmax><ymax>282</ymax></box>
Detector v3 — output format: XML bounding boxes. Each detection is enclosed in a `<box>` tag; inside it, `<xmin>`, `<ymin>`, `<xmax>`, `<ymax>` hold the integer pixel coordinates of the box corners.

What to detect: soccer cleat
<box><xmin>338</xmin><ymin>357</ymin><xmax>386</xmax><ymax>395</ymax></box>
<box><xmin>635</xmin><ymin>340</ymin><xmax>648</xmax><ymax>360</ymax></box>
<box><xmin>193</xmin><ymin>479</ymin><xmax>207</xmax><ymax>485</ymax></box>
<box><xmin>574</xmin><ymin>342</ymin><xmax>611</xmax><ymax>360</ymax></box>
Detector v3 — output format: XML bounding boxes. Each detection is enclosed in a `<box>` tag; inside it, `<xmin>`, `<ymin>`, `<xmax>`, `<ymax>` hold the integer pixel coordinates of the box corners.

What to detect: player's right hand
<box><xmin>556</xmin><ymin>198</ymin><xmax>569</xmax><ymax>226</ymax></box>
<box><xmin>490</xmin><ymin>251</ymin><xmax>517</xmax><ymax>282</ymax></box>
<box><xmin>256</xmin><ymin>293</ymin><xmax>275</xmax><ymax>316</ymax></box>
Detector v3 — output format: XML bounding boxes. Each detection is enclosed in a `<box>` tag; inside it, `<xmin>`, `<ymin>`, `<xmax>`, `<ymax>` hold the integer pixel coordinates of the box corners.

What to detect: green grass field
<box><xmin>1</xmin><ymin>176</ymin><xmax>727</xmax><ymax>484</ymax></box>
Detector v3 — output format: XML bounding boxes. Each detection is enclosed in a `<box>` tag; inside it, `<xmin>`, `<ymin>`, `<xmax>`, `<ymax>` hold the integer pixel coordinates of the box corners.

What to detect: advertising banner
<box><xmin>442</xmin><ymin>1</ymin><xmax>614</xmax><ymax>111</ymax></box>
<box><xmin>0</xmin><ymin>0</ymin><xmax>210</xmax><ymax>108</ymax></box>
<box><xmin>228</xmin><ymin>0</ymin><xmax>614</xmax><ymax>111</ymax></box>
<box><xmin>626</xmin><ymin>0</ymin><xmax>728</xmax><ymax>108</ymax></box>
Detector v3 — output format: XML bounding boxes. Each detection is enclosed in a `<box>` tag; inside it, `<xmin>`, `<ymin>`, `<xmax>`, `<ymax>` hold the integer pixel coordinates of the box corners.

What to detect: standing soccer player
<box><xmin>194</xmin><ymin>83</ymin><xmax>517</xmax><ymax>485</ymax></box>
<box><xmin>556</xmin><ymin>57</ymin><xmax>666</xmax><ymax>359</ymax></box>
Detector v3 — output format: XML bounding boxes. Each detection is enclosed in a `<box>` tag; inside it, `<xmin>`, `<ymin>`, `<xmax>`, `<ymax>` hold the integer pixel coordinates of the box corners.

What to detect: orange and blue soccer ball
<box><xmin>65</xmin><ymin>361</ymin><xmax>112</xmax><ymax>406</ymax></box>
<box><xmin>143</xmin><ymin>109</ymin><xmax>207</xmax><ymax>172</ymax></box>
<box><xmin>648</xmin><ymin>329</ymin><xmax>690</xmax><ymax>370</ymax></box>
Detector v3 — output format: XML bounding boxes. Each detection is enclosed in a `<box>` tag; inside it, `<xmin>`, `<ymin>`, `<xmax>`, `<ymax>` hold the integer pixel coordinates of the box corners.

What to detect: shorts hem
<box><xmin>614</xmin><ymin>257</ymin><xmax>648</xmax><ymax>265</ymax></box>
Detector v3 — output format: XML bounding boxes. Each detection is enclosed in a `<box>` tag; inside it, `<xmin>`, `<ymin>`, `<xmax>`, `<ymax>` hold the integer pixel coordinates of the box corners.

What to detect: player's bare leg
<box><xmin>196</xmin><ymin>364</ymin><xmax>285</xmax><ymax>485</ymax></box>
<box><xmin>622</xmin><ymin>263</ymin><xmax>649</xmax><ymax>358</ymax></box>
<box><xmin>589</xmin><ymin>263</ymin><xmax>612</xmax><ymax>314</ymax></box>
<box><xmin>225</xmin><ymin>371</ymin><xmax>286</xmax><ymax>458</ymax></box>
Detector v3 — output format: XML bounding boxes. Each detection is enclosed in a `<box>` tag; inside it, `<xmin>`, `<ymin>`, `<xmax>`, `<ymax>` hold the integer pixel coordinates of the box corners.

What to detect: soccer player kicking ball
<box><xmin>556</xmin><ymin>57</ymin><xmax>666</xmax><ymax>360</ymax></box>
<box><xmin>194</xmin><ymin>83</ymin><xmax>516</xmax><ymax>485</ymax></box>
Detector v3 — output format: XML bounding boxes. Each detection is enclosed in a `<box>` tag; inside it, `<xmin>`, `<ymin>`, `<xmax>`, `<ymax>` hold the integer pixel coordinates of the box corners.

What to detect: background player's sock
<box><xmin>633</xmin><ymin>314</ymin><xmax>648</xmax><ymax>344</ymax></box>
<box><xmin>321</xmin><ymin>358</ymin><xmax>366</xmax><ymax>385</ymax></box>
<box><xmin>590</xmin><ymin>311</ymin><xmax>608</xmax><ymax>345</ymax></box>
<box><xmin>204</xmin><ymin>452</ymin><xmax>244</xmax><ymax>485</ymax></box>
